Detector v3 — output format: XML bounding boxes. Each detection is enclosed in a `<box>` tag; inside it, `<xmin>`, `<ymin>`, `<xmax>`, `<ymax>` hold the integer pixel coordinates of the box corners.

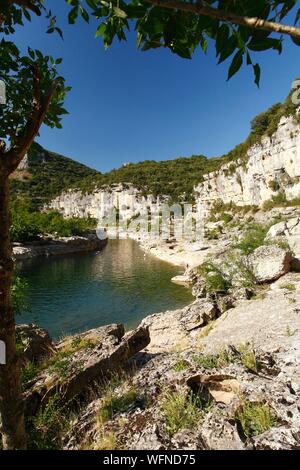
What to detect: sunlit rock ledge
<box><xmin>13</xmin><ymin>232</ymin><xmax>108</xmax><ymax>261</ymax></box>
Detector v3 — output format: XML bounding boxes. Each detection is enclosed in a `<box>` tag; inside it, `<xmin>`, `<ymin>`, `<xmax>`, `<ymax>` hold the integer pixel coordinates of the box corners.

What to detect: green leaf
<box><xmin>80</xmin><ymin>6</ymin><xmax>89</xmax><ymax>23</ymax></box>
<box><xmin>113</xmin><ymin>7</ymin><xmax>127</xmax><ymax>19</ymax></box>
<box><xmin>291</xmin><ymin>35</ymin><xmax>300</xmax><ymax>46</ymax></box>
<box><xmin>68</xmin><ymin>6</ymin><xmax>78</xmax><ymax>24</ymax></box>
<box><xmin>248</xmin><ymin>38</ymin><xmax>282</xmax><ymax>52</ymax></box>
<box><xmin>227</xmin><ymin>50</ymin><xmax>243</xmax><ymax>80</ymax></box>
<box><xmin>27</xmin><ymin>47</ymin><xmax>35</xmax><ymax>60</ymax></box>
<box><xmin>253</xmin><ymin>63</ymin><xmax>261</xmax><ymax>87</ymax></box>
<box><xmin>95</xmin><ymin>23</ymin><xmax>106</xmax><ymax>38</ymax></box>
<box><xmin>218</xmin><ymin>35</ymin><xmax>237</xmax><ymax>64</ymax></box>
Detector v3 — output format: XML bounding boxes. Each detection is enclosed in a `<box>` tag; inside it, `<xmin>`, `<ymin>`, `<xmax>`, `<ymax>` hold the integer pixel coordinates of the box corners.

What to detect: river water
<box><xmin>16</xmin><ymin>239</ymin><xmax>193</xmax><ymax>339</ymax></box>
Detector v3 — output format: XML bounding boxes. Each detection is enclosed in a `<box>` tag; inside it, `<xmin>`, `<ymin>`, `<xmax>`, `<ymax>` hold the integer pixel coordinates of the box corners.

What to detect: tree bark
<box><xmin>0</xmin><ymin>171</ymin><xmax>26</xmax><ymax>449</ymax></box>
<box><xmin>0</xmin><ymin>74</ymin><xmax>59</xmax><ymax>449</ymax></box>
<box><xmin>146</xmin><ymin>0</ymin><xmax>300</xmax><ymax>40</ymax></box>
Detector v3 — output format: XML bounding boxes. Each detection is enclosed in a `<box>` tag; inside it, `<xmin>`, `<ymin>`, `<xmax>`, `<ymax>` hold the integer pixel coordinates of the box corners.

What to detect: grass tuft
<box><xmin>193</xmin><ymin>350</ymin><xmax>233</xmax><ymax>369</ymax></box>
<box><xmin>98</xmin><ymin>388</ymin><xmax>138</xmax><ymax>424</ymax></box>
<box><xmin>160</xmin><ymin>391</ymin><xmax>202</xmax><ymax>436</ymax></box>
<box><xmin>173</xmin><ymin>357</ymin><xmax>189</xmax><ymax>372</ymax></box>
<box><xmin>235</xmin><ymin>401</ymin><xmax>277</xmax><ymax>438</ymax></box>
<box><xmin>237</xmin><ymin>343</ymin><xmax>258</xmax><ymax>373</ymax></box>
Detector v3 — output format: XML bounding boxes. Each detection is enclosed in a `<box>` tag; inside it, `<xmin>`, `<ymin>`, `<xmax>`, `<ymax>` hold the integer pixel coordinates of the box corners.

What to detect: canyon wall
<box><xmin>48</xmin><ymin>184</ymin><xmax>165</xmax><ymax>220</ymax></box>
<box><xmin>49</xmin><ymin>115</ymin><xmax>300</xmax><ymax>217</ymax></box>
<box><xmin>195</xmin><ymin>115</ymin><xmax>300</xmax><ymax>209</ymax></box>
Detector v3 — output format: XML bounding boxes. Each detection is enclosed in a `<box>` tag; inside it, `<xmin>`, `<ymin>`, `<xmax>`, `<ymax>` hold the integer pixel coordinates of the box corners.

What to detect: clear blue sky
<box><xmin>12</xmin><ymin>1</ymin><xmax>300</xmax><ymax>172</ymax></box>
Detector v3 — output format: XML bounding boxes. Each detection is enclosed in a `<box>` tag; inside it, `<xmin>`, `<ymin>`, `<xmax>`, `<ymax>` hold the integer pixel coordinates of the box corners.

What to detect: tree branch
<box><xmin>0</xmin><ymin>69</ymin><xmax>61</xmax><ymax>175</ymax></box>
<box><xmin>145</xmin><ymin>0</ymin><xmax>300</xmax><ymax>39</ymax></box>
<box><xmin>5</xmin><ymin>0</ymin><xmax>41</xmax><ymax>16</ymax></box>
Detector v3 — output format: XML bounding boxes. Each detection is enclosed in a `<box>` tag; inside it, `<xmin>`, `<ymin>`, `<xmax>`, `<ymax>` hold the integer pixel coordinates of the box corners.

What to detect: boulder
<box><xmin>286</xmin><ymin>218</ymin><xmax>300</xmax><ymax>259</ymax></box>
<box><xmin>248</xmin><ymin>426</ymin><xmax>300</xmax><ymax>450</ymax></box>
<box><xmin>16</xmin><ymin>323</ymin><xmax>53</xmax><ymax>364</ymax></box>
<box><xmin>198</xmin><ymin>412</ymin><xmax>244</xmax><ymax>450</ymax></box>
<box><xmin>24</xmin><ymin>324</ymin><xmax>150</xmax><ymax>416</ymax></box>
<box><xmin>179</xmin><ymin>300</ymin><xmax>218</xmax><ymax>331</ymax></box>
<box><xmin>247</xmin><ymin>245</ymin><xmax>292</xmax><ymax>283</ymax></box>
<box><xmin>266</xmin><ymin>221</ymin><xmax>287</xmax><ymax>238</ymax></box>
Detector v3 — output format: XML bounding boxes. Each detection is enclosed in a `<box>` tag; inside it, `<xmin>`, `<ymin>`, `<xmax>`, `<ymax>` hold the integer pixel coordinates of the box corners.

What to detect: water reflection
<box><xmin>17</xmin><ymin>239</ymin><xmax>193</xmax><ymax>339</ymax></box>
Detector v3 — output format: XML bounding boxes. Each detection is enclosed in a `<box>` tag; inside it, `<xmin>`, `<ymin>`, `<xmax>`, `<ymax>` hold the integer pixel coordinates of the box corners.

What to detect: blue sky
<box><xmin>12</xmin><ymin>1</ymin><xmax>300</xmax><ymax>172</ymax></box>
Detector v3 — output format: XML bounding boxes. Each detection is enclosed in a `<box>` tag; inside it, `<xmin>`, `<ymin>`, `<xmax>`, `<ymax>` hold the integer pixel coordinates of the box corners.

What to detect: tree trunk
<box><xmin>0</xmin><ymin>173</ymin><xmax>26</xmax><ymax>449</ymax></box>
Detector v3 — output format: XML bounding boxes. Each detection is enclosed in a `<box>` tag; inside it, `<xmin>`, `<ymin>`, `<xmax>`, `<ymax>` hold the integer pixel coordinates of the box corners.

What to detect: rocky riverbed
<box><xmin>11</xmin><ymin>205</ymin><xmax>300</xmax><ymax>450</ymax></box>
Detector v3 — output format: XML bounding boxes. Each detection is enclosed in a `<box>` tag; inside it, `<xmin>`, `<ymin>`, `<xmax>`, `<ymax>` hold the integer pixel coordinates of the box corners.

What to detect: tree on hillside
<box><xmin>0</xmin><ymin>0</ymin><xmax>300</xmax><ymax>450</ymax></box>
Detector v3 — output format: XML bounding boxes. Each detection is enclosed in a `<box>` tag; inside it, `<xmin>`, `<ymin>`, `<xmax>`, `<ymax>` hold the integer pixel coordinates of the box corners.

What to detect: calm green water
<box><xmin>16</xmin><ymin>239</ymin><xmax>193</xmax><ymax>339</ymax></box>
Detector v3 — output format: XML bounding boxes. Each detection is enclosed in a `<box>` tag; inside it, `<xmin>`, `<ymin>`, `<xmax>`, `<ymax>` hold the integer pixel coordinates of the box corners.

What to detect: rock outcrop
<box><xmin>48</xmin><ymin>184</ymin><xmax>165</xmax><ymax>221</ymax></box>
<box><xmin>267</xmin><ymin>217</ymin><xmax>300</xmax><ymax>259</ymax></box>
<box><xmin>16</xmin><ymin>324</ymin><xmax>53</xmax><ymax>364</ymax></box>
<box><xmin>195</xmin><ymin>115</ymin><xmax>300</xmax><ymax>209</ymax></box>
<box><xmin>48</xmin><ymin>116</ymin><xmax>300</xmax><ymax>223</ymax></box>
<box><xmin>24</xmin><ymin>324</ymin><xmax>150</xmax><ymax>416</ymax></box>
<box><xmin>13</xmin><ymin>233</ymin><xmax>107</xmax><ymax>261</ymax></box>
<box><xmin>247</xmin><ymin>245</ymin><xmax>292</xmax><ymax>283</ymax></box>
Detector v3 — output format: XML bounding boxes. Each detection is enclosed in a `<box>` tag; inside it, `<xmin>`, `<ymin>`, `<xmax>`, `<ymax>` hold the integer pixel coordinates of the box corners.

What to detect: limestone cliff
<box><xmin>48</xmin><ymin>184</ymin><xmax>165</xmax><ymax>220</ymax></box>
<box><xmin>195</xmin><ymin>115</ymin><xmax>300</xmax><ymax>209</ymax></box>
<box><xmin>49</xmin><ymin>115</ymin><xmax>300</xmax><ymax>217</ymax></box>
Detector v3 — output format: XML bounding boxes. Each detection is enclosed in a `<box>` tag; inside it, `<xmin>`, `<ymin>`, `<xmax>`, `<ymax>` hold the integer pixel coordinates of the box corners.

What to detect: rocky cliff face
<box><xmin>195</xmin><ymin>115</ymin><xmax>300</xmax><ymax>209</ymax></box>
<box><xmin>48</xmin><ymin>184</ymin><xmax>165</xmax><ymax>220</ymax></box>
<box><xmin>49</xmin><ymin>115</ymin><xmax>300</xmax><ymax>217</ymax></box>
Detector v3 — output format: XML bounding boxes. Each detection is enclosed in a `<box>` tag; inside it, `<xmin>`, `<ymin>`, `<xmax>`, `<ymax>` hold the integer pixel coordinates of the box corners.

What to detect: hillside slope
<box><xmin>11</xmin><ymin>143</ymin><xmax>99</xmax><ymax>207</ymax></box>
<box><xmin>13</xmin><ymin>88</ymin><xmax>300</xmax><ymax>208</ymax></box>
<box><xmin>71</xmin><ymin>89</ymin><xmax>300</xmax><ymax>203</ymax></box>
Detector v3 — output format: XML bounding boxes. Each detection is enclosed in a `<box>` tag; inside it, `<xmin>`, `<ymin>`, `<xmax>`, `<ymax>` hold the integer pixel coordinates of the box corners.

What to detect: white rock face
<box><xmin>195</xmin><ymin>115</ymin><xmax>300</xmax><ymax>209</ymax></box>
<box><xmin>267</xmin><ymin>217</ymin><xmax>300</xmax><ymax>259</ymax></box>
<box><xmin>247</xmin><ymin>245</ymin><xmax>292</xmax><ymax>283</ymax></box>
<box><xmin>49</xmin><ymin>115</ymin><xmax>300</xmax><ymax>221</ymax></box>
<box><xmin>48</xmin><ymin>184</ymin><xmax>164</xmax><ymax>221</ymax></box>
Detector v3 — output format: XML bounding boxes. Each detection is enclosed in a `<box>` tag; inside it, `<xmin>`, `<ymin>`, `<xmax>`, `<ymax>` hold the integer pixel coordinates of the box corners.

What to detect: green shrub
<box><xmin>173</xmin><ymin>357</ymin><xmax>189</xmax><ymax>372</ymax></box>
<box><xmin>222</xmin><ymin>213</ymin><xmax>233</xmax><ymax>224</ymax></box>
<box><xmin>26</xmin><ymin>395</ymin><xmax>71</xmax><ymax>449</ymax></box>
<box><xmin>279</xmin><ymin>283</ymin><xmax>296</xmax><ymax>291</ymax></box>
<box><xmin>268</xmin><ymin>180</ymin><xmax>279</xmax><ymax>192</ymax></box>
<box><xmin>11</xmin><ymin>200</ymin><xmax>96</xmax><ymax>242</ymax></box>
<box><xmin>198</xmin><ymin>261</ymin><xmax>232</xmax><ymax>294</ymax></box>
<box><xmin>234</xmin><ymin>223</ymin><xmax>268</xmax><ymax>255</ymax></box>
<box><xmin>235</xmin><ymin>401</ymin><xmax>277</xmax><ymax>438</ymax></box>
<box><xmin>222</xmin><ymin>252</ymin><xmax>256</xmax><ymax>289</ymax></box>
<box><xmin>12</xmin><ymin>275</ymin><xmax>30</xmax><ymax>314</ymax></box>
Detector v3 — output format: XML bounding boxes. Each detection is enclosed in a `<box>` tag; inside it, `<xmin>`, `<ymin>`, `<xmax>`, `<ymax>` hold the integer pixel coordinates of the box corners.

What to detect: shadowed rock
<box><xmin>16</xmin><ymin>323</ymin><xmax>53</xmax><ymax>364</ymax></box>
<box><xmin>24</xmin><ymin>324</ymin><xmax>150</xmax><ymax>416</ymax></box>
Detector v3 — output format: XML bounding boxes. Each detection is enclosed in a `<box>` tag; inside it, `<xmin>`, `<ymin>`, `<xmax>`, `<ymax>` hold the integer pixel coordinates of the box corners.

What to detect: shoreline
<box><xmin>13</xmin><ymin>232</ymin><xmax>108</xmax><ymax>261</ymax></box>
<box><xmin>128</xmin><ymin>233</ymin><xmax>212</xmax><ymax>269</ymax></box>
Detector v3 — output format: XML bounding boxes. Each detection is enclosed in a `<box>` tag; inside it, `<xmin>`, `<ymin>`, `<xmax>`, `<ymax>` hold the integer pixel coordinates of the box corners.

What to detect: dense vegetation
<box><xmin>74</xmin><ymin>155</ymin><xmax>225</xmax><ymax>203</ymax></box>
<box><xmin>11</xmin><ymin>199</ymin><xmax>96</xmax><ymax>243</ymax></box>
<box><xmin>10</xmin><ymin>142</ymin><xmax>98</xmax><ymax>208</ymax></box>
